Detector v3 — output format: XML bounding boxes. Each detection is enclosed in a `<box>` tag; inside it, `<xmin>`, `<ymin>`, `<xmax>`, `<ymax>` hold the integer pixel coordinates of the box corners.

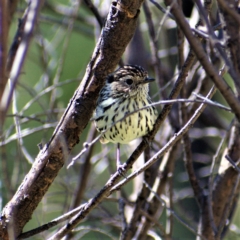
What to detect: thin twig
<box><xmin>84</xmin><ymin>0</ymin><xmax>103</xmax><ymax>28</ymax></box>
<box><xmin>207</xmin><ymin>123</ymin><xmax>232</xmax><ymax>235</ymax></box>
<box><xmin>194</xmin><ymin>0</ymin><xmax>240</xmax><ymax>94</ymax></box>
<box><xmin>225</xmin><ymin>155</ymin><xmax>240</xmax><ymax>174</ymax></box>
<box><xmin>141</xmin><ymin>180</ymin><xmax>206</xmax><ymax>239</ymax></box>
<box><xmin>149</xmin><ymin>0</ymin><xmax>174</xmax><ymax>20</ymax></box>
<box><xmin>68</xmin><ymin>96</ymin><xmax>231</xmax><ymax>167</ymax></box>
<box><xmin>164</xmin><ymin>0</ymin><xmax>240</xmax><ymax>122</ymax></box>
<box><xmin>110</xmin><ymin>87</ymin><xmax>216</xmax><ymax>191</ymax></box>
<box><xmin>3</xmin><ymin>0</ymin><xmax>44</xmax><ymax>125</ymax></box>
<box><xmin>17</xmin><ymin>203</ymin><xmax>88</xmax><ymax>239</ymax></box>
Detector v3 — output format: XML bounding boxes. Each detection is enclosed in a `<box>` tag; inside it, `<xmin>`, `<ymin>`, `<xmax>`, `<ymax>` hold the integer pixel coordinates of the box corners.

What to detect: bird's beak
<box><xmin>139</xmin><ymin>77</ymin><xmax>155</xmax><ymax>85</ymax></box>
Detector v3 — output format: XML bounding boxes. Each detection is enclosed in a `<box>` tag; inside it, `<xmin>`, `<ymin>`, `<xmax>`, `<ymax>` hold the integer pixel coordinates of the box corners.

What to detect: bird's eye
<box><xmin>126</xmin><ymin>79</ymin><xmax>133</xmax><ymax>85</ymax></box>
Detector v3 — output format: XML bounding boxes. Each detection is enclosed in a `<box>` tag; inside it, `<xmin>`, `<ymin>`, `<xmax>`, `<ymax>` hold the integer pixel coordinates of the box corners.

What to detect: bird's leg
<box><xmin>116</xmin><ymin>143</ymin><xmax>121</xmax><ymax>168</ymax></box>
<box><xmin>116</xmin><ymin>143</ymin><xmax>127</xmax><ymax>176</ymax></box>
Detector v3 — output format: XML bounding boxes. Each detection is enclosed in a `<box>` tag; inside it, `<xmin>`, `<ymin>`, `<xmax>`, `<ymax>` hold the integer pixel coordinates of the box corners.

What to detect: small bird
<box><xmin>94</xmin><ymin>65</ymin><xmax>157</xmax><ymax>169</ymax></box>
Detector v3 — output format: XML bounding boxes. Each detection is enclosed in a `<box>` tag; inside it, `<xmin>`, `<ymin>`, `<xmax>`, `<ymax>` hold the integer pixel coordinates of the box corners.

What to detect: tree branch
<box><xmin>0</xmin><ymin>0</ymin><xmax>143</xmax><ymax>239</ymax></box>
<box><xmin>164</xmin><ymin>0</ymin><xmax>240</xmax><ymax>122</ymax></box>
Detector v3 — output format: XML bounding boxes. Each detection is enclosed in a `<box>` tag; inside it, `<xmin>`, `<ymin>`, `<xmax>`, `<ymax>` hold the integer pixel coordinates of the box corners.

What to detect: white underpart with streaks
<box><xmin>94</xmin><ymin>85</ymin><xmax>156</xmax><ymax>144</ymax></box>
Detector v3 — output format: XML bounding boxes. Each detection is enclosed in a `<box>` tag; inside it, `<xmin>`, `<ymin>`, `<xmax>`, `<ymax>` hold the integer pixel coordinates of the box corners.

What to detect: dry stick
<box><xmin>1</xmin><ymin>97</ymin><xmax>229</xmax><ymax>160</ymax></box>
<box><xmin>18</xmin><ymin>2</ymin><xmax>237</xmax><ymax>238</ymax></box>
<box><xmin>208</xmin><ymin>139</ymin><xmax>240</xmax><ymax>238</ymax></box>
<box><xmin>179</xmin><ymin>0</ymin><xmax>213</xmax><ymax>207</ymax></box>
<box><xmin>14</xmin><ymin>3</ymin><xmax>236</xmax><ymax>238</ymax></box>
<box><xmin>185</xmin><ymin>0</ymin><xmax>215</xmax><ymax>117</ymax></box>
<box><xmin>217</xmin><ymin>170</ymin><xmax>240</xmax><ymax>239</ymax></box>
<box><xmin>121</xmin><ymin>177</ymin><xmax>150</xmax><ymax>239</ymax></box>
<box><xmin>172</xmin><ymin>1</ymin><xmax>211</xmax><ymax>226</ymax></box>
<box><xmin>120</xmin><ymin>160</ymin><xmax>152</xmax><ymax>238</ymax></box>
<box><xmin>217</xmin><ymin>0</ymin><xmax>240</xmax><ymax>98</ymax></box>
<box><xmin>12</xmin><ymin>90</ymin><xmax>34</xmax><ymax>163</ymax></box>
<box><xmin>23</xmin><ymin>143</ymin><xmax>182</xmax><ymax>240</ymax></box>
<box><xmin>214</xmin><ymin>120</ymin><xmax>240</xmax><ymax>238</ymax></box>
<box><xmin>119</xmin><ymin>86</ymin><xmax>214</xmax><ymax>240</ymax></box>
<box><xmin>120</xmin><ymin>3</ymin><xmax>166</xmax><ymax>239</ymax></box>
<box><xmin>65</xmin><ymin>127</ymin><xmax>98</xmax><ymax>239</ymax></box>
<box><xmin>176</xmin><ymin>8</ymin><xmax>184</xmax><ymax>69</ymax></box>
<box><xmin>207</xmin><ymin>121</ymin><xmax>233</xmax><ymax>235</ymax></box>
<box><xmin>181</xmin><ymin>94</ymin><xmax>205</xmax><ymax>205</ymax></box>
<box><xmin>141</xmin><ymin>180</ymin><xmax>206</xmax><ymax>240</ymax></box>
<box><xmin>121</xmin><ymin>195</ymin><xmax>167</xmax><ymax>236</ymax></box>
<box><xmin>0</xmin><ymin>122</ymin><xmax>57</xmax><ymax>146</ymax></box>
<box><xmin>71</xmin><ymin>226</ymin><xmax>116</xmax><ymax>239</ymax></box>
<box><xmin>48</xmin><ymin>39</ymin><xmax>197</xmax><ymax>240</ymax></box>
<box><xmin>69</xmin><ymin>96</ymin><xmax>231</xmax><ymax>166</ymax></box>
<box><xmin>164</xmin><ymin>0</ymin><xmax>240</xmax><ymax>122</ymax></box>
<box><xmin>71</xmin><ymin>127</ymin><xmax>97</xmax><ymax>209</ymax></box>
<box><xmin>150</xmin><ymin>143</ymin><xmax>179</xmax><ymax>239</ymax></box>
<box><xmin>38</xmin><ymin>12</ymin><xmax>93</xmax><ymax>36</ymax></box>
<box><xmin>0</xmin><ymin>3</ymin><xmax>44</xmax><ymax>238</ymax></box>
<box><xmin>149</xmin><ymin>0</ymin><xmax>174</xmax><ymax>20</ymax></box>
<box><xmin>0</xmin><ymin>0</ymin><xmax>15</xmax><ymax>196</ymax></box>
<box><xmin>144</xmin><ymin>0</ymin><xmax>178</xmax><ymax>174</ymax></box>
<box><xmin>177</xmin><ymin>0</ymin><xmax>209</xmax><ymax>216</ymax></box>
<box><xmin>120</xmin><ymin>47</ymin><xmax>195</xmax><ymax>240</ymax></box>
<box><xmin>139</xmin><ymin>209</ymin><xmax>166</xmax><ymax>237</ymax></box>
<box><xmin>20</xmin><ymin>79</ymin><xmax>77</xmax><ymax>114</ymax></box>
<box><xmin>143</xmin><ymin>1</ymin><xmax>165</xmax><ymax>94</ymax></box>
<box><xmin>225</xmin><ymin>155</ymin><xmax>240</xmax><ymax>174</ymax></box>
<box><xmin>111</xmin><ymin>86</ymin><xmax>216</xmax><ymax>193</ymax></box>
<box><xmin>120</xmin><ymin>52</ymin><xmax>196</xmax><ymax>171</ymax></box>
<box><xmin>17</xmin><ymin>203</ymin><xmax>88</xmax><ymax>239</ymax></box>
<box><xmin>48</xmin><ymin>177</ymin><xmax>123</xmax><ymax>239</ymax></box>
<box><xmin>116</xmin><ymin>92</ymin><xmax>216</xmax><ymax>238</ymax></box>
<box><xmin>179</xmin><ymin>70</ymin><xmax>203</xmax><ymax>236</ymax></box>
<box><xmin>163</xmin><ymin>147</ymin><xmax>179</xmax><ymax>239</ymax></box>
<box><xmin>194</xmin><ymin>0</ymin><xmax>240</xmax><ymax>95</ymax></box>
<box><xmin>2</xmin><ymin>0</ymin><xmax>44</xmax><ymax>126</ymax></box>
<box><xmin>1</xmin><ymin>0</ymin><xmax>142</xmax><ymax>239</ymax></box>
<box><xmin>112</xmin><ymin>91</ymin><xmax>223</xmax><ymax>238</ymax></box>
<box><xmin>22</xmin><ymin>193</ymin><xmax>146</xmax><ymax>239</ymax></box>
<box><xmin>134</xmin><ymin>139</ymin><xmax>180</xmax><ymax>239</ymax></box>
<box><xmin>49</xmin><ymin>1</ymin><xmax>80</xmax><ymax>112</ymax></box>
<box><xmin>136</xmin><ymin>9</ymin><xmax>181</xmax><ymax>235</ymax></box>
<box><xmin>84</xmin><ymin>0</ymin><xmax>104</xmax><ymax>28</ymax></box>
<box><xmin>63</xmin><ymin>2</ymin><xmax>97</xmax><ymax>229</ymax></box>
<box><xmin>18</xmin><ymin>65</ymin><xmax>221</xmax><ymax>239</ymax></box>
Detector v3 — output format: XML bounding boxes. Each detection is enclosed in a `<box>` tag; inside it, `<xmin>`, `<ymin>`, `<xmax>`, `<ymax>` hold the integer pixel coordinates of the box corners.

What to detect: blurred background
<box><xmin>1</xmin><ymin>0</ymin><xmax>240</xmax><ymax>239</ymax></box>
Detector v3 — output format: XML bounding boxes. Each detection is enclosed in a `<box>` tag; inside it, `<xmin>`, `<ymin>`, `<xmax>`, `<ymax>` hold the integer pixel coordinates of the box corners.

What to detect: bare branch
<box><xmin>0</xmin><ymin>0</ymin><xmax>143</xmax><ymax>238</ymax></box>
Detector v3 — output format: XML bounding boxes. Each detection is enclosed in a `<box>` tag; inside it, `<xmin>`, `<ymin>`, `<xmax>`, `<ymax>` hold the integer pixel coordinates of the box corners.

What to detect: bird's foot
<box><xmin>117</xmin><ymin>163</ymin><xmax>127</xmax><ymax>179</ymax></box>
